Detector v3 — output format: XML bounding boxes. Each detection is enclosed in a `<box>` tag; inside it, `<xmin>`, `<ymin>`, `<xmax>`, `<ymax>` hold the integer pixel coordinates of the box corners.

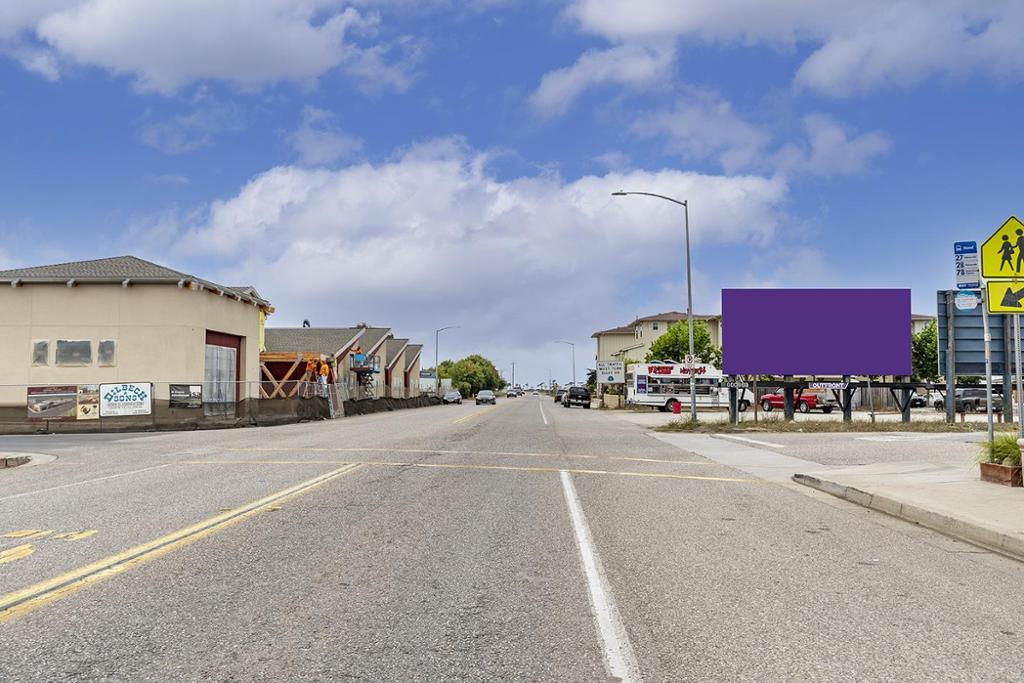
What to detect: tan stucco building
<box><xmin>0</xmin><ymin>256</ymin><xmax>271</xmax><ymax>407</ymax></box>
<box><xmin>592</xmin><ymin>311</ymin><xmax>722</xmax><ymax>365</ymax></box>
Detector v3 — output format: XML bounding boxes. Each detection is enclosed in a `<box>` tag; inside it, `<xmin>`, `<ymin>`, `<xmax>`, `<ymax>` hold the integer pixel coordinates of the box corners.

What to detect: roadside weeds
<box><xmin>656</xmin><ymin>418</ymin><xmax>1018</xmax><ymax>434</ymax></box>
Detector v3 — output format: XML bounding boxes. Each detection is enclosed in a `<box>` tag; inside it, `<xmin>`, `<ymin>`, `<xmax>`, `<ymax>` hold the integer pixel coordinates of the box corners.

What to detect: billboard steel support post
<box><xmin>783</xmin><ymin>375</ymin><xmax>794</xmax><ymax>421</ymax></box>
<box><xmin>728</xmin><ymin>386</ymin><xmax>738</xmax><ymax>425</ymax></box>
<box><xmin>842</xmin><ymin>375</ymin><xmax>852</xmax><ymax>423</ymax></box>
<box><xmin>981</xmin><ymin>288</ymin><xmax>995</xmax><ymax>444</ymax></box>
<box><xmin>945</xmin><ymin>292</ymin><xmax>956</xmax><ymax>424</ymax></box>
<box><xmin>900</xmin><ymin>378</ymin><xmax>911</xmax><ymax>423</ymax></box>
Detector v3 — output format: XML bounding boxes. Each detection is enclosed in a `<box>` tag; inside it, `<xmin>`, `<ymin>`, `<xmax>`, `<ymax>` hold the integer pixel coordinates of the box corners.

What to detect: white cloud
<box><xmin>144</xmin><ymin>173</ymin><xmax>191</xmax><ymax>185</ymax></box>
<box><xmin>288</xmin><ymin>107</ymin><xmax>363</xmax><ymax>166</ymax></box>
<box><xmin>774</xmin><ymin>114</ymin><xmax>890</xmax><ymax>176</ymax></box>
<box><xmin>630</xmin><ymin>91</ymin><xmax>770</xmax><ymax>172</ymax></box>
<box><xmin>139</xmin><ymin>103</ymin><xmax>241</xmax><ymax>155</ymax></box>
<box><xmin>529</xmin><ymin>42</ymin><xmax>674</xmax><ymax>118</ymax></box>
<box><xmin>145</xmin><ymin>138</ymin><xmax>786</xmax><ymax>371</ymax></box>
<box><xmin>565</xmin><ymin>0</ymin><xmax>1024</xmax><ymax>96</ymax></box>
<box><xmin>2</xmin><ymin>1</ymin><xmax>419</xmax><ymax>94</ymax></box>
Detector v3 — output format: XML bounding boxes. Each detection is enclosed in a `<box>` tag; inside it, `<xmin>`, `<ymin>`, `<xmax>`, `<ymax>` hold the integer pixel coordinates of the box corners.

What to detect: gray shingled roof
<box><xmin>384</xmin><ymin>338</ymin><xmax>409</xmax><ymax>369</ymax></box>
<box><xmin>591</xmin><ymin>324</ymin><xmax>635</xmax><ymax>338</ymax></box>
<box><xmin>0</xmin><ymin>255</ymin><xmax>271</xmax><ymax>307</ymax></box>
<box><xmin>354</xmin><ymin>327</ymin><xmax>392</xmax><ymax>356</ymax></box>
<box><xmin>264</xmin><ymin>328</ymin><xmax>363</xmax><ymax>355</ymax></box>
<box><xmin>404</xmin><ymin>344</ymin><xmax>423</xmax><ymax>372</ymax></box>
<box><xmin>632</xmin><ymin>311</ymin><xmax>718</xmax><ymax>324</ymax></box>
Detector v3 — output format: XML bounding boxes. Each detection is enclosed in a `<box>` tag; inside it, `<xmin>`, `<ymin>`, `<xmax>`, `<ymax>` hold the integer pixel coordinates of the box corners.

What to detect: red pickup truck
<box><xmin>759</xmin><ymin>389</ymin><xmax>836</xmax><ymax>414</ymax></box>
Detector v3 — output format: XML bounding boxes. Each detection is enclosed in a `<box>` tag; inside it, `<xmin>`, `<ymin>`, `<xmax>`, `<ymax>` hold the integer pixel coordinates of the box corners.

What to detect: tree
<box><xmin>436</xmin><ymin>354</ymin><xmax>506</xmax><ymax>395</ymax></box>
<box><xmin>911</xmin><ymin>320</ymin><xmax>940</xmax><ymax>382</ymax></box>
<box><xmin>586</xmin><ymin>368</ymin><xmax>597</xmax><ymax>393</ymax></box>
<box><xmin>645</xmin><ymin>321</ymin><xmax>722</xmax><ymax>368</ymax></box>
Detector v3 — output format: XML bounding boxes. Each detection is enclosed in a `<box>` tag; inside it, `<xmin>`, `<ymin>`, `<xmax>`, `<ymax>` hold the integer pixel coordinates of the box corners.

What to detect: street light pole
<box><xmin>613</xmin><ymin>190</ymin><xmax>697</xmax><ymax>421</ymax></box>
<box><xmin>556</xmin><ymin>340</ymin><xmax>576</xmax><ymax>386</ymax></box>
<box><xmin>434</xmin><ymin>325</ymin><xmax>459</xmax><ymax>396</ymax></box>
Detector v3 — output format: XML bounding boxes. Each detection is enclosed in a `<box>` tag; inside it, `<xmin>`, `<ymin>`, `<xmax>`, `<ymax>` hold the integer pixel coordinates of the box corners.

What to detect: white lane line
<box><xmin>715</xmin><ymin>434</ymin><xmax>785</xmax><ymax>449</ymax></box>
<box><xmin>0</xmin><ymin>463</ymin><xmax>173</xmax><ymax>502</ymax></box>
<box><xmin>539</xmin><ymin>402</ymin><xmax>549</xmax><ymax>425</ymax></box>
<box><xmin>559</xmin><ymin>470</ymin><xmax>642</xmax><ymax>683</ymax></box>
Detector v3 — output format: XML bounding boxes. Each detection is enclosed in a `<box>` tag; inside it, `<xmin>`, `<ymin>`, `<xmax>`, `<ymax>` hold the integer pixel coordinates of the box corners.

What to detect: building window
<box><xmin>55</xmin><ymin>340</ymin><xmax>92</xmax><ymax>366</ymax></box>
<box><xmin>653</xmin><ymin>322</ymin><xmax>659</xmax><ymax>331</ymax></box>
<box><xmin>98</xmin><ymin>340</ymin><xmax>116</xmax><ymax>367</ymax></box>
<box><xmin>31</xmin><ymin>340</ymin><xmax>49</xmax><ymax>366</ymax></box>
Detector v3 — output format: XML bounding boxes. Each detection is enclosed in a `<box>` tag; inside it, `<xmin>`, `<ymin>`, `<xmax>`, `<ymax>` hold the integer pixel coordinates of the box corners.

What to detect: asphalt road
<box><xmin>3</xmin><ymin>397</ymin><xmax>1024</xmax><ymax>681</ymax></box>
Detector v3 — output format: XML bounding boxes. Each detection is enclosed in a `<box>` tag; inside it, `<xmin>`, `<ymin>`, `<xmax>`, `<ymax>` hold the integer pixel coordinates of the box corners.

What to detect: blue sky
<box><xmin>2</xmin><ymin>1</ymin><xmax>1023</xmax><ymax>386</ymax></box>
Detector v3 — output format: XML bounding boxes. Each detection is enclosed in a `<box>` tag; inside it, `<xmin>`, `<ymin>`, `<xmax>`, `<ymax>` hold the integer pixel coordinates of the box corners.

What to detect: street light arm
<box><xmin>611</xmin><ymin>191</ymin><xmax>687</xmax><ymax>208</ymax></box>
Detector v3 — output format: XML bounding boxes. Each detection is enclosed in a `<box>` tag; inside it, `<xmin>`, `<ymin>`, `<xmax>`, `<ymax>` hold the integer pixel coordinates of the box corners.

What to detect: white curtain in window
<box><xmin>204</xmin><ymin>345</ymin><xmax>237</xmax><ymax>404</ymax></box>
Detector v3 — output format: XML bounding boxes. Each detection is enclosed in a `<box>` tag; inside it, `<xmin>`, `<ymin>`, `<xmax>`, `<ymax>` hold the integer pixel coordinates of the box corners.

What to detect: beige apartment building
<box><xmin>593</xmin><ymin>311</ymin><xmax>722</xmax><ymax>365</ymax></box>
<box><xmin>0</xmin><ymin>256</ymin><xmax>271</xmax><ymax>407</ymax></box>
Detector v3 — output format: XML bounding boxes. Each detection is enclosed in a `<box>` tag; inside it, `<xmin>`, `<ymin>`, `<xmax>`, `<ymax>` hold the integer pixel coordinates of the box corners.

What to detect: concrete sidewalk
<box><xmin>794</xmin><ymin>461</ymin><xmax>1024</xmax><ymax>561</ymax></box>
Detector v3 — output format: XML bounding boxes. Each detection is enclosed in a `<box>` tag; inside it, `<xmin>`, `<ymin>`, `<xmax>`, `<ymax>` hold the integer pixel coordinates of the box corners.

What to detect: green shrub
<box><xmin>977</xmin><ymin>434</ymin><xmax>1022</xmax><ymax>467</ymax></box>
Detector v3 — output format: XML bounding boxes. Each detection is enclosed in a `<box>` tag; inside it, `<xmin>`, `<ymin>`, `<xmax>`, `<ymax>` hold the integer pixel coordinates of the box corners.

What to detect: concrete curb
<box><xmin>793</xmin><ymin>473</ymin><xmax>1024</xmax><ymax>562</ymax></box>
<box><xmin>0</xmin><ymin>455</ymin><xmax>30</xmax><ymax>469</ymax></box>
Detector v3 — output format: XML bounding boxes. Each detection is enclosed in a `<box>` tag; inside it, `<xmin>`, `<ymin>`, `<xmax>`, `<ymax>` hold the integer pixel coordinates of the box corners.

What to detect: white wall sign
<box><xmin>596</xmin><ymin>360</ymin><xmax>625</xmax><ymax>384</ymax></box>
<box><xmin>100</xmin><ymin>383</ymin><xmax>153</xmax><ymax>417</ymax></box>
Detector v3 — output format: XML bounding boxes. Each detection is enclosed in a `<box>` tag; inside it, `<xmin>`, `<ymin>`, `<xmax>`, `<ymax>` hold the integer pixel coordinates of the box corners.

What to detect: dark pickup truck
<box><xmin>562</xmin><ymin>386</ymin><xmax>591</xmax><ymax>409</ymax></box>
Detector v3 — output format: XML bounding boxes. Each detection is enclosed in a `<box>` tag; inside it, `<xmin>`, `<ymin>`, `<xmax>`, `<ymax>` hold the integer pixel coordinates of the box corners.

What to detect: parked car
<box><xmin>532</xmin><ymin>391</ymin><xmax>539</xmax><ymax>395</ymax></box>
<box><xmin>562</xmin><ymin>386</ymin><xmax>592</xmax><ymax>409</ymax></box>
<box><xmin>759</xmin><ymin>388</ymin><xmax>836</xmax><ymax>414</ymax></box>
<box><xmin>476</xmin><ymin>390</ymin><xmax>496</xmax><ymax>405</ymax></box>
<box><xmin>442</xmin><ymin>390</ymin><xmax>463</xmax><ymax>405</ymax></box>
<box><xmin>934</xmin><ymin>388</ymin><xmax>1003</xmax><ymax>412</ymax></box>
<box><xmin>554</xmin><ymin>388</ymin><xmax>568</xmax><ymax>403</ymax></box>
<box><xmin>909</xmin><ymin>393</ymin><xmax>928</xmax><ymax>408</ymax></box>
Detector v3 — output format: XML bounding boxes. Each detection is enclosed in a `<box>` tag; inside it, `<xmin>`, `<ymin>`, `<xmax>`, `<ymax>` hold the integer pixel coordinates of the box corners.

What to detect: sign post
<box><xmin>981</xmin><ymin>288</ymin><xmax>995</xmax><ymax>444</ymax></box>
<box><xmin>1016</xmin><ymin>315</ymin><xmax>1024</xmax><ymax>439</ymax></box>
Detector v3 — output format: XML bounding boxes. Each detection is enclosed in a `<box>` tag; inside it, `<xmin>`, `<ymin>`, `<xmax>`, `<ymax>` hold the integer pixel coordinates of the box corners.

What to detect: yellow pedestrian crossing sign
<box><xmin>986</xmin><ymin>281</ymin><xmax>1024</xmax><ymax>313</ymax></box>
<box><xmin>981</xmin><ymin>216</ymin><xmax>1024</xmax><ymax>278</ymax></box>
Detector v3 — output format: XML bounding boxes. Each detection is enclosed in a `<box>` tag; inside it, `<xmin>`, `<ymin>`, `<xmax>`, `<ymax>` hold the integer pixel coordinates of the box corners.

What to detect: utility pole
<box><xmin>556</xmin><ymin>341</ymin><xmax>576</xmax><ymax>386</ymax></box>
<box><xmin>434</xmin><ymin>325</ymin><xmax>459</xmax><ymax>396</ymax></box>
<box><xmin>511</xmin><ymin>361</ymin><xmax>515</xmax><ymax>389</ymax></box>
<box><xmin>613</xmin><ymin>190</ymin><xmax>697</xmax><ymax>421</ymax></box>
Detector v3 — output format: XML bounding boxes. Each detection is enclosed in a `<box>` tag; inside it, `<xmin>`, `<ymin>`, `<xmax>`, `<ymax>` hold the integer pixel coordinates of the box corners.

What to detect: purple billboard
<box><xmin>722</xmin><ymin>289</ymin><xmax>912</xmax><ymax>376</ymax></box>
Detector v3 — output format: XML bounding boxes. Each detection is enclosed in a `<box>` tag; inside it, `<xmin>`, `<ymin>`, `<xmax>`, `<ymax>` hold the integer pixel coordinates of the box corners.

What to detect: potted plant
<box><xmin>977</xmin><ymin>434</ymin><xmax>1023</xmax><ymax>486</ymax></box>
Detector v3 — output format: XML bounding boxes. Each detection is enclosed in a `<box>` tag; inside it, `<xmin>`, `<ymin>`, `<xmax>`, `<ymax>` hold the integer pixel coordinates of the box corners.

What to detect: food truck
<box><xmin>625</xmin><ymin>362</ymin><xmax>743</xmax><ymax>412</ymax></box>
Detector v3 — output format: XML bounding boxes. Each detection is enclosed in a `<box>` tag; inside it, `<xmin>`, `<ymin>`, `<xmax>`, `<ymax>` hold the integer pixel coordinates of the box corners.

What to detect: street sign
<box><xmin>809</xmin><ymin>381</ymin><xmax>848</xmax><ymax>390</ymax></box>
<box><xmin>596</xmin><ymin>360</ymin><xmax>624</xmax><ymax>384</ymax></box>
<box><xmin>955</xmin><ymin>290</ymin><xmax>979</xmax><ymax>311</ymax></box>
<box><xmin>986</xmin><ymin>281</ymin><xmax>1024</xmax><ymax>313</ymax></box>
<box><xmin>955</xmin><ymin>241</ymin><xmax>980</xmax><ymax>289</ymax></box>
<box><xmin>682</xmin><ymin>354</ymin><xmax>697</xmax><ymax>368</ymax></box>
<box><xmin>981</xmin><ymin>216</ymin><xmax>1024</xmax><ymax>279</ymax></box>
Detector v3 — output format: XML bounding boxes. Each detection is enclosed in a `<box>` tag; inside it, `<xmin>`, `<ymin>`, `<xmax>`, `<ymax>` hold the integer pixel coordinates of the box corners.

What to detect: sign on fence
<box><xmin>26</xmin><ymin>386</ymin><xmax>77</xmax><ymax>421</ymax></box>
<box><xmin>169</xmin><ymin>384</ymin><xmax>203</xmax><ymax>409</ymax></box>
<box><xmin>100</xmin><ymin>383</ymin><xmax>152</xmax><ymax>417</ymax></box>
<box><xmin>809</xmin><ymin>381</ymin><xmax>848</xmax><ymax>390</ymax></box>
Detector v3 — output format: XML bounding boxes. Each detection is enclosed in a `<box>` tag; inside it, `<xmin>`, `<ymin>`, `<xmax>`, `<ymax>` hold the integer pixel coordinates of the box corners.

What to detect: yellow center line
<box><xmin>179</xmin><ymin>459</ymin><xmax>754</xmax><ymax>484</ymax></box>
<box><xmin>0</xmin><ymin>463</ymin><xmax>362</xmax><ymax>623</ymax></box>
<box><xmin>226</xmin><ymin>446</ymin><xmax>712</xmax><ymax>467</ymax></box>
<box><xmin>452</xmin><ymin>403</ymin><xmax>507</xmax><ymax>423</ymax></box>
<box><xmin>2</xmin><ymin>528</ymin><xmax>53</xmax><ymax>540</ymax></box>
<box><xmin>0</xmin><ymin>544</ymin><xmax>34</xmax><ymax>565</ymax></box>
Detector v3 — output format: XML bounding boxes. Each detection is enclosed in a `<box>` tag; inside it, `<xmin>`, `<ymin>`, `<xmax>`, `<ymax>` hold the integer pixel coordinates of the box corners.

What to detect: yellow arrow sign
<box><xmin>981</xmin><ymin>216</ymin><xmax>1024</xmax><ymax>278</ymax></box>
<box><xmin>986</xmin><ymin>281</ymin><xmax>1024</xmax><ymax>313</ymax></box>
